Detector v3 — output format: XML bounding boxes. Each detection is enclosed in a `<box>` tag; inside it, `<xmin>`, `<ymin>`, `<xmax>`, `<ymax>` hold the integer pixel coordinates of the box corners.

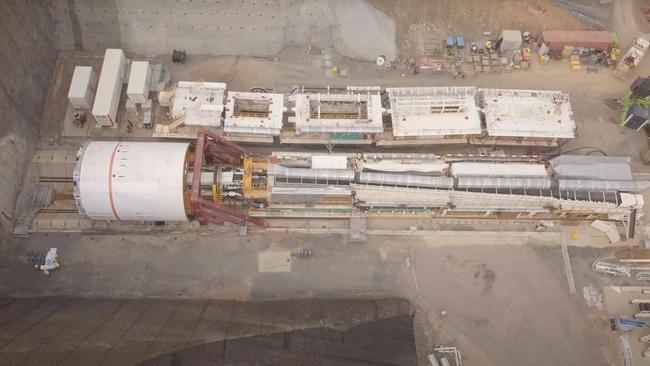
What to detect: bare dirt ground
<box><xmin>635</xmin><ymin>0</ymin><xmax>650</xmax><ymax>35</ymax></box>
<box><xmin>369</xmin><ymin>0</ymin><xmax>586</xmax><ymax>57</ymax></box>
<box><xmin>615</xmin><ymin>0</ymin><xmax>642</xmax><ymax>47</ymax></box>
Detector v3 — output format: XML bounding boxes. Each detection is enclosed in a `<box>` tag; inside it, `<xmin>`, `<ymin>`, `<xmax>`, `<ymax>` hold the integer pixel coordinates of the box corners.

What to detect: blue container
<box><xmin>456</xmin><ymin>36</ymin><xmax>465</xmax><ymax>49</ymax></box>
<box><xmin>446</xmin><ymin>36</ymin><xmax>454</xmax><ymax>48</ymax></box>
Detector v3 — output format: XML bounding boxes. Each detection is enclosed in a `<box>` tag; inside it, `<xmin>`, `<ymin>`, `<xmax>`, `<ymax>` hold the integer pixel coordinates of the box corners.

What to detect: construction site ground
<box><xmin>25</xmin><ymin>41</ymin><xmax>650</xmax><ymax>366</ymax></box>
<box><xmin>9</xmin><ymin>1</ymin><xmax>650</xmax><ymax>365</ymax></box>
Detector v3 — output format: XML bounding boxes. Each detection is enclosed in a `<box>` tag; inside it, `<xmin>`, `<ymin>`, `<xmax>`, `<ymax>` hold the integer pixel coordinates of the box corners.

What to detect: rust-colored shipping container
<box><xmin>541</xmin><ymin>30</ymin><xmax>615</xmax><ymax>51</ymax></box>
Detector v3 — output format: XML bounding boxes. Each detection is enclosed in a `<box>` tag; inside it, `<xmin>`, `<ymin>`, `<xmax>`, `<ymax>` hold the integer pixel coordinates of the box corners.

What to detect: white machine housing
<box><xmin>224</xmin><ymin>91</ymin><xmax>285</xmax><ymax>136</ymax></box>
<box><xmin>73</xmin><ymin>141</ymin><xmax>190</xmax><ymax>222</ymax></box>
<box><xmin>68</xmin><ymin>66</ymin><xmax>97</xmax><ymax>109</ymax></box>
<box><xmin>172</xmin><ymin>81</ymin><xmax>226</xmax><ymax>126</ymax></box>
<box><xmin>92</xmin><ymin>49</ymin><xmax>127</xmax><ymax>127</ymax></box>
<box><xmin>127</xmin><ymin>61</ymin><xmax>152</xmax><ymax>104</ymax></box>
<box><xmin>481</xmin><ymin>89</ymin><xmax>575</xmax><ymax>139</ymax></box>
<box><xmin>386</xmin><ymin>87</ymin><xmax>482</xmax><ymax>137</ymax></box>
<box><xmin>290</xmin><ymin>92</ymin><xmax>384</xmax><ymax>134</ymax></box>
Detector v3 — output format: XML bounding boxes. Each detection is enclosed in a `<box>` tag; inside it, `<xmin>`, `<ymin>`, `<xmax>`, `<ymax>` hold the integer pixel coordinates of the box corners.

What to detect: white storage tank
<box><xmin>68</xmin><ymin>66</ymin><xmax>97</xmax><ymax>109</ymax></box>
<box><xmin>73</xmin><ymin>141</ymin><xmax>191</xmax><ymax>221</ymax></box>
<box><xmin>127</xmin><ymin>61</ymin><xmax>152</xmax><ymax>104</ymax></box>
<box><xmin>92</xmin><ymin>49</ymin><xmax>126</xmax><ymax>127</ymax></box>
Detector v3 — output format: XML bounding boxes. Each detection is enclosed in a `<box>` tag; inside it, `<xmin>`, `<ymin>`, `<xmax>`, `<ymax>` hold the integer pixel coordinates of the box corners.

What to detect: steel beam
<box><xmin>191</xmin><ymin>129</ymin><xmax>266</xmax><ymax>227</ymax></box>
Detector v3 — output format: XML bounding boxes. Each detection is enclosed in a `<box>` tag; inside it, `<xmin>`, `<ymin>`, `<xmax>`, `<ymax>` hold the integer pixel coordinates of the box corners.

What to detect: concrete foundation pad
<box><xmin>258</xmin><ymin>251</ymin><xmax>292</xmax><ymax>273</ymax></box>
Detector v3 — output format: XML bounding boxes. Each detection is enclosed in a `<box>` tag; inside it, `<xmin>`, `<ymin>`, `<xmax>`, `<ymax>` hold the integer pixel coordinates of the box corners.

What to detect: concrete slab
<box><xmin>101</xmin><ymin>341</ymin><xmax>150</xmax><ymax>366</ymax></box>
<box><xmin>20</xmin><ymin>351</ymin><xmax>69</xmax><ymax>366</ymax></box>
<box><xmin>187</xmin><ymin>301</ymin><xmax>233</xmax><ymax>347</ymax></box>
<box><xmin>320</xmin><ymin>298</ymin><xmax>384</xmax><ymax>330</ymax></box>
<box><xmin>20</xmin><ymin>300</ymin><xmax>122</xmax><ymax>365</ymax></box>
<box><xmin>260</xmin><ymin>300</ymin><xmax>301</xmax><ymax>334</ymax></box>
<box><xmin>143</xmin><ymin>301</ymin><xmax>206</xmax><ymax>359</ymax></box>
<box><xmin>349</xmin><ymin>217</ymin><xmax>368</xmax><ymax>243</ymax></box>
<box><xmin>258</xmin><ymin>251</ymin><xmax>292</xmax><ymax>273</ymax></box>
<box><xmin>57</xmin><ymin>349</ymin><xmax>106</xmax><ymax>366</ymax></box>
<box><xmin>100</xmin><ymin>300</ymin><xmax>177</xmax><ymax>365</ymax></box>
<box><xmin>0</xmin><ymin>226</ymin><xmax>627</xmax><ymax>366</ymax></box>
<box><xmin>375</xmin><ymin>298</ymin><xmax>413</xmax><ymax>319</ymax></box>
<box><xmin>227</xmin><ymin>302</ymin><xmax>263</xmax><ymax>340</ymax></box>
<box><xmin>285</xmin><ymin>298</ymin><xmax>321</xmax><ymax>327</ymax></box>
<box><xmin>0</xmin><ymin>299</ymin><xmax>94</xmax><ymax>365</ymax></box>
<box><xmin>0</xmin><ymin>298</ymin><xmax>70</xmax><ymax>349</ymax></box>
<box><xmin>0</xmin><ymin>298</ymin><xmax>47</xmax><ymax>326</ymax></box>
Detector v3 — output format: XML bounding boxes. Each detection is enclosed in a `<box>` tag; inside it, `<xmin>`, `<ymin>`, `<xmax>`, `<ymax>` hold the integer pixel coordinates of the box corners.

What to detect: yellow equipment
<box><xmin>242</xmin><ymin>156</ymin><xmax>268</xmax><ymax>199</ymax></box>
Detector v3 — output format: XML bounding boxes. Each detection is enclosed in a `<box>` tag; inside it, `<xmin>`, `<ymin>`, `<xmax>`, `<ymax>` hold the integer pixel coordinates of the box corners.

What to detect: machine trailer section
<box><xmin>70</xmin><ymin>134</ymin><xmax>649</xmax><ymax>227</ymax></box>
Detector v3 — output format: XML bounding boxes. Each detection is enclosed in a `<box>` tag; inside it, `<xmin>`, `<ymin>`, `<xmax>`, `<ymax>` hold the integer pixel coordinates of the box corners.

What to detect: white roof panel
<box><xmin>386</xmin><ymin>87</ymin><xmax>482</xmax><ymax>137</ymax></box>
<box><xmin>481</xmin><ymin>88</ymin><xmax>576</xmax><ymax>139</ymax></box>
<box><xmin>172</xmin><ymin>81</ymin><xmax>226</xmax><ymax>126</ymax></box>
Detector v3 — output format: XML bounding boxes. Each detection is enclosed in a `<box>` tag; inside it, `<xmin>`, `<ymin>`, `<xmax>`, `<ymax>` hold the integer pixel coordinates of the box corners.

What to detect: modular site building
<box><xmin>68</xmin><ymin>66</ymin><xmax>97</xmax><ymax>110</ymax></box>
<box><xmin>126</xmin><ymin>61</ymin><xmax>152</xmax><ymax>105</ymax></box>
<box><xmin>92</xmin><ymin>49</ymin><xmax>127</xmax><ymax>127</ymax></box>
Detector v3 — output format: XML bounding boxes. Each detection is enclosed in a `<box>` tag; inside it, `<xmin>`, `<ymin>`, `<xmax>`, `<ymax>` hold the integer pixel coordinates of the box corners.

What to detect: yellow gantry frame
<box><xmin>242</xmin><ymin>155</ymin><xmax>268</xmax><ymax>199</ymax></box>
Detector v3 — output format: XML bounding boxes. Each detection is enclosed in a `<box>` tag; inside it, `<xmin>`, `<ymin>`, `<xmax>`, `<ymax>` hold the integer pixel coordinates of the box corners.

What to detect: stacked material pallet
<box><xmin>570</xmin><ymin>54</ymin><xmax>581</xmax><ymax>70</ymax></box>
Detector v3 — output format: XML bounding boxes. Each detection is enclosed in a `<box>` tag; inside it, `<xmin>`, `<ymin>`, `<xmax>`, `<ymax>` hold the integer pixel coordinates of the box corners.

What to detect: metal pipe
<box><xmin>268</xmin><ymin>164</ymin><xmax>354</xmax><ymax>181</ymax></box>
<box><xmin>558</xmin><ymin>179</ymin><xmax>650</xmax><ymax>192</ymax></box>
<box><xmin>456</xmin><ymin>177</ymin><xmax>552</xmax><ymax>189</ymax></box>
<box><xmin>359</xmin><ymin>172</ymin><xmax>454</xmax><ymax>189</ymax></box>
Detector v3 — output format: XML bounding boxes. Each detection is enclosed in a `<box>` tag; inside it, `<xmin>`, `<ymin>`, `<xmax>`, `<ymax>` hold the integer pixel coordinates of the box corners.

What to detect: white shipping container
<box><xmin>92</xmin><ymin>49</ymin><xmax>126</xmax><ymax>127</ymax></box>
<box><xmin>68</xmin><ymin>66</ymin><xmax>97</xmax><ymax>109</ymax></box>
<box><xmin>311</xmin><ymin>155</ymin><xmax>348</xmax><ymax>170</ymax></box>
<box><xmin>127</xmin><ymin>61</ymin><xmax>151</xmax><ymax>104</ymax></box>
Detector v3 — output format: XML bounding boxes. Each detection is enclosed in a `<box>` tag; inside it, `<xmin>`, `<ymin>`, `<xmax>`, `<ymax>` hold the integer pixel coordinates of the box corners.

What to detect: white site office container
<box><xmin>67</xmin><ymin>66</ymin><xmax>97</xmax><ymax>109</ymax></box>
<box><xmin>126</xmin><ymin>61</ymin><xmax>151</xmax><ymax>104</ymax></box>
<box><xmin>92</xmin><ymin>49</ymin><xmax>126</xmax><ymax>127</ymax></box>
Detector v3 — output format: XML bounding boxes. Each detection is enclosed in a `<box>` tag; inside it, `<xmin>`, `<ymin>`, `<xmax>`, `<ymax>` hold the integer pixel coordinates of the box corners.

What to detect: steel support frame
<box><xmin>190</xmin><ymin>130</ymin><xmax>266</xmax><ymax>227</ymax></box>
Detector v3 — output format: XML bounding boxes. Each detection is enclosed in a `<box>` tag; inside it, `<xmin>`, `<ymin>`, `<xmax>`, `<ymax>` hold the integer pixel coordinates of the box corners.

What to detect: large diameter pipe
<box><xmin>558</xmin><ymin>179</ymin><xmax>650</xmax><ymax>192</ymax></box>
<box><xmin>359</xmin><ymin>172</ymin><xmax>454</xmax><ymax>189</ymax></box>
<box><xmin>268</xmin><ymin>164</ymin><xmax>354</xmax><ymax>181</ymax></box>
<box><xmin>73</xmin><ymin>141</ymin><xmax>191</xmax><ymax>221</ymax></box>
<box><xmin>456</xmin><ymin>177</ymin><xmax>552</xmax><ymax>190</ymax></box>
